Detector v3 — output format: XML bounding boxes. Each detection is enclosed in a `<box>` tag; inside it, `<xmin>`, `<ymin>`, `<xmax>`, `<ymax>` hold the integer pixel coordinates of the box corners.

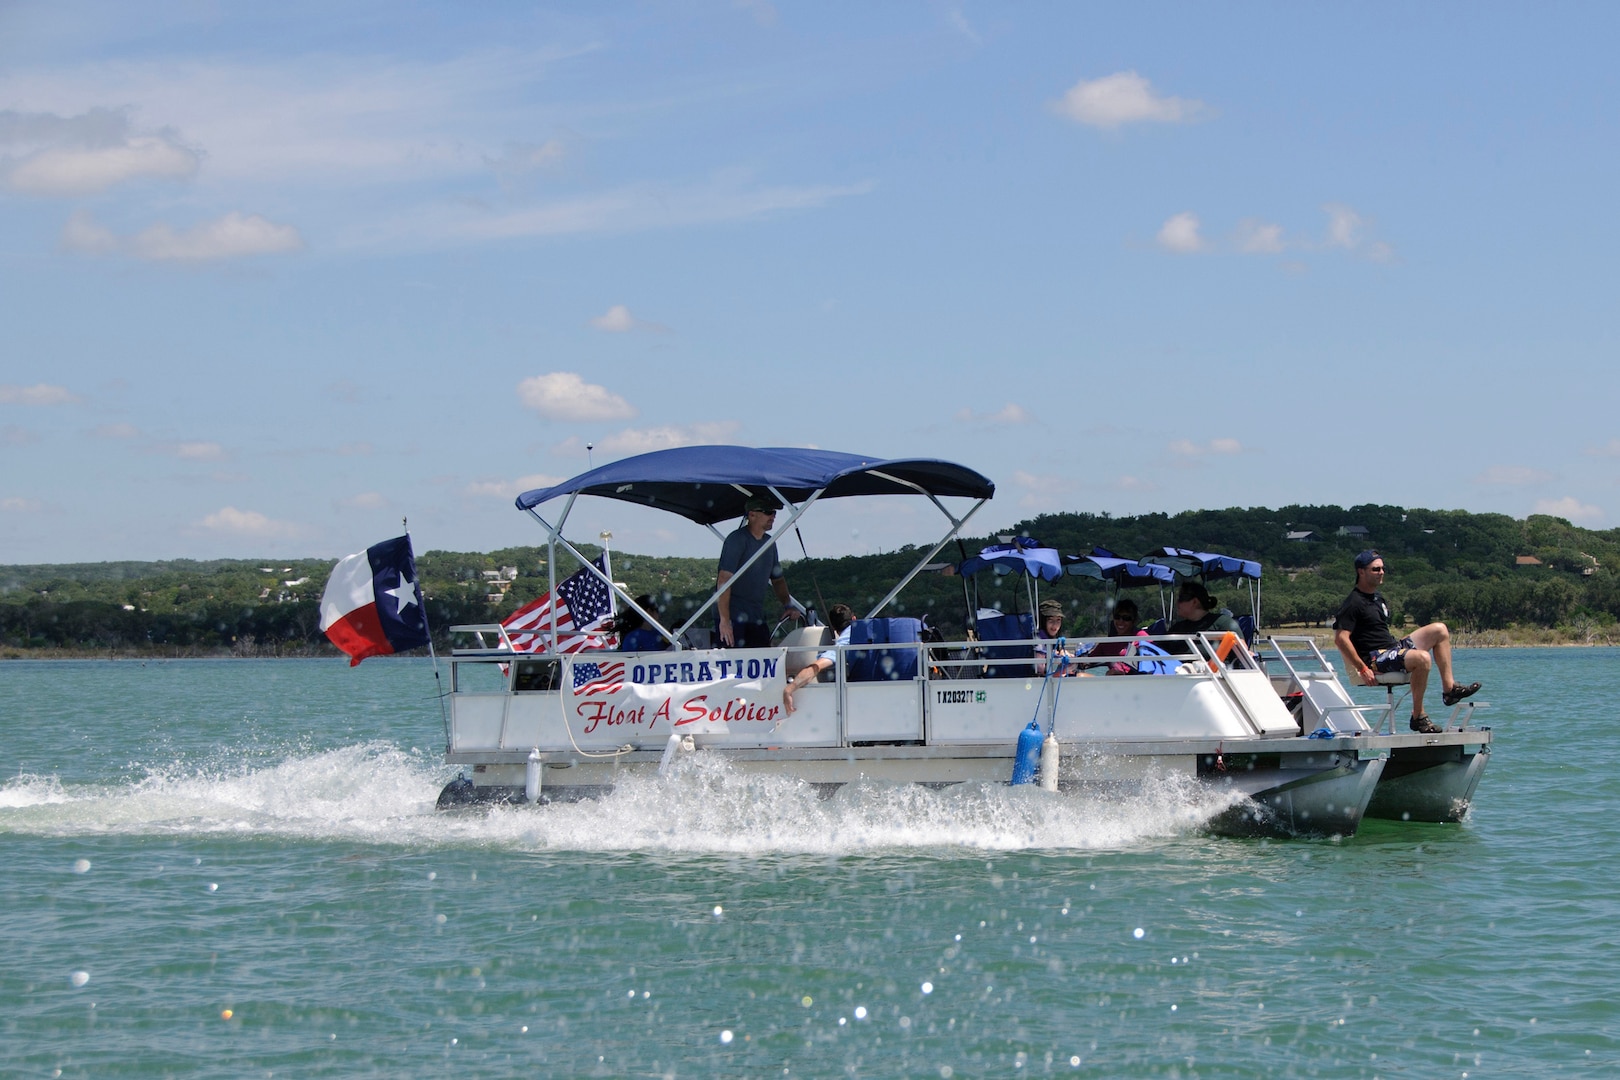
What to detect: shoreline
<box><xmin>6</xmin><ymin>630</ymin><xmax>1615</xmax><ymax>662</ymax></box>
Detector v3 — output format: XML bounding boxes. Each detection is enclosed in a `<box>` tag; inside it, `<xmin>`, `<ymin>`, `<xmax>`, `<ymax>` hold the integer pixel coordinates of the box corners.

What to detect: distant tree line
<box><xmin>4</xmin><ymin>504</ymin><xmax>1617</xmax><ymax>654</ymax></box>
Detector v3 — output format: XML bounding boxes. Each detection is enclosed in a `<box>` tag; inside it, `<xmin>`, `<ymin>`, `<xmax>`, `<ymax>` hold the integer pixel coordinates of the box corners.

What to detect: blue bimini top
<box><xmin>515</xmin><ymin>445</ymin><xmax>995</xmax><ymax>527</ymax></box>
<box><xmin>956</xmin><ymin>538</ymin><xmax>1066</xmax><ymax>582</ymax></box>
<box><xmin>1145</xmin><ymin>547</ymin><xmax>1263</xmax><ymax>582</ymax></box>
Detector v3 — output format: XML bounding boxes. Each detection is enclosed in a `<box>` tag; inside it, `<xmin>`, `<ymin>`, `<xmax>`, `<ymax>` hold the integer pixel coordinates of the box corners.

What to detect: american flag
<box><xmin>571</xmin><ymin>659</ymin><xmax>626</xmax><ymax>695</ymax></box>
<box><xmin>502</xmin><ymin>554</ymin><xmax>617</xmax><ymax>654</ymax></box>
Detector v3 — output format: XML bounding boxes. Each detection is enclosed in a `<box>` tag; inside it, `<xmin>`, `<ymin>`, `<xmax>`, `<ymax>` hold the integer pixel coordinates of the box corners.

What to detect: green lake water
<box><xmin>3</xmin><ymin>649</ymin><xmax>1616</xmax><ymax>1077</ymax></box>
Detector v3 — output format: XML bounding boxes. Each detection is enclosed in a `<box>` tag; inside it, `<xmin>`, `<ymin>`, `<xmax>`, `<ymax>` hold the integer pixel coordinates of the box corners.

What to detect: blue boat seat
<box><xmin>847</xmin><ymin>617</ymin><xmax>922</xmax><ymax>681</ymax></box>
<box><xmin>1236</xmin><ymin>614</ymin><xmax>1257</xmax><ymax>647</ymax></box>
<box><xmin>975</xmin><ymin>612</ymin><xmax>1034</xmax><ymax>679</ymax></box>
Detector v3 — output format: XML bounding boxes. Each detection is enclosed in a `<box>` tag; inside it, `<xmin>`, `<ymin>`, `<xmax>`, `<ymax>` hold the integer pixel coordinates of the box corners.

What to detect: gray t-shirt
<box><xmin>717</xmin><ymin>525</ymin><xmax>783</xmax><ymax>627</ymax></box>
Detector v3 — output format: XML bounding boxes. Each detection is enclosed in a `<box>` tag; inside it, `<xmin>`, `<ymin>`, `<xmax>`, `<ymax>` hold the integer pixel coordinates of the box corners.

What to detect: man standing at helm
<box><xmin>716</xmin><ymin>495</ymin><xmax>802</xmax><ymax>648</ymax></box>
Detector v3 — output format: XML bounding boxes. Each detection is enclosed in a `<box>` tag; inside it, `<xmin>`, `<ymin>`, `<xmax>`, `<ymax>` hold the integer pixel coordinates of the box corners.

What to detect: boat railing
<box><xmin>917</xmin><ymin>632</ymin><xmax>1260</xmax><ymax>679</ymax></box>
<box><xmin>448</xmin><ymin>623</ymin><xmax>518</xmax><ymax>655</ymax></box>
<box><xmin>1258</xmin><ymin>635</ymin><xmax>1394</xmax><ymax>734</ymax></box>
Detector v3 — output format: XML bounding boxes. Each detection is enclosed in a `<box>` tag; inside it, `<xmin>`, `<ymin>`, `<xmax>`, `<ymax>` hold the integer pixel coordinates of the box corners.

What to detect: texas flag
<box><xmin>319</xmin><ymin>535</ymin><xmax>432</xmax><ymax>666</ymax></box>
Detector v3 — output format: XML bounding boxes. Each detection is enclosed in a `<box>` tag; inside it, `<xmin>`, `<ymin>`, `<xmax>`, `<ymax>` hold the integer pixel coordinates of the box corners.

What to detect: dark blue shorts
<box><xmin>722</xmin><ymin>619</ymin><xmax>772</xmax><ymax>649</ymax></box>
<box><xmin>1369</xmin><ymin>637</ymin><xmax>1416</xmax><ymax>674</ymax></box>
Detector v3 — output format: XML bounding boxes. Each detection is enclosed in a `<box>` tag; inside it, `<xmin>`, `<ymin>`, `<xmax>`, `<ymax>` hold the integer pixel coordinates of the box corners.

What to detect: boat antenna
<box><xmin>791</xmin><ymin>523</ymin><xmax>829</xmax><ymax>625</ymax></box>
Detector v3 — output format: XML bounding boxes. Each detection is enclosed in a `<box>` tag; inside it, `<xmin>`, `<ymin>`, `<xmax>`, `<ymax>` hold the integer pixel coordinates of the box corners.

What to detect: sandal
<box><xmin>1409</xmin><ymin>715</ymin><xmax>1442</xmax><ymax>734</ymax></box>
<box><xmin>1442</xmin><ymin>682</ymin><xmax>1481</xmax><ymax>707</ymax></box>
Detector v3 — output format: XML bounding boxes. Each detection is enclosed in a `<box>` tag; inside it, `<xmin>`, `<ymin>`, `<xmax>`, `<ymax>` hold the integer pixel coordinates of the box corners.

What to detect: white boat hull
<box><xmin>436</xmin><ymin>638</ymin><xmax>1489</xmax><ymax>838</ymax></box>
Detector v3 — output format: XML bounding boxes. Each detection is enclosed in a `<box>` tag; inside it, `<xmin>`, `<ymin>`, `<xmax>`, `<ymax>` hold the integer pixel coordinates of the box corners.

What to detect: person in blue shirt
<box><xmin>716</xmin><ymin>495</ymin><xmax>803</xmax><ymax>648</ymax></box>
<box><xmin>782</xmin><ymin>604</ymin><xmax>854</xmax><ymax>715</ymax></box>
<box><xmin>615</xmin><ymin>594</ymin><xmax>670</xmax><ymax>652</ymax></box>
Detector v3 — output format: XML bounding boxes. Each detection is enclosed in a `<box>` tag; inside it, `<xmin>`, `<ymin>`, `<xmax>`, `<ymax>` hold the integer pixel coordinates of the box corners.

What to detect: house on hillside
<box><xmin>1337</xmin><ymin>525</ymin><xmax>1370</xmax><ymax>539</ymax></box>
<box><xmin>1285</xmin><ymin>530</ymin><xmax>1318</xmax><ymax>542</ymax></box>
<box><xmin>1515</xmin><ymin>555</ymin><xmax>1543</xmax><ymax>568</ymax></box>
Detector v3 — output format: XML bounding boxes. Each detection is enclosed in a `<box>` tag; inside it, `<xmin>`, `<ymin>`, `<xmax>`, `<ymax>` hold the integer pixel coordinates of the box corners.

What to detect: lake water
<box><xmin>3</xmin><ymin>648</ymin><xmax>1617</xmax><ymax>1077</ymax></box>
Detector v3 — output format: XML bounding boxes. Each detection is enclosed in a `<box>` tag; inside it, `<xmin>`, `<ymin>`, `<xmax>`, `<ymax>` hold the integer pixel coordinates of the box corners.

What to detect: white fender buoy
<box><xmin>524</xmin><ymin>748</ymin><xmax>543</xmax><ymax>803</ymax></box>
<box><xmin>1039</xmin><ymin>733</ymin><xmax>1060</xmax><ymax>792</ymax></box>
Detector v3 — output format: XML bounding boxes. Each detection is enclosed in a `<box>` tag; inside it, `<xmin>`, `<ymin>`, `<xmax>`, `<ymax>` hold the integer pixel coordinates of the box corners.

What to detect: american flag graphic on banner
<box><xmin>502</xmin><ymin>554</ymin><xmax>617</xmax><ymax>654</ymax></box>
<box><xmin>571</xmin><ymin>659</ymin><xmax>626</xmax><ymax>695</ymax></box>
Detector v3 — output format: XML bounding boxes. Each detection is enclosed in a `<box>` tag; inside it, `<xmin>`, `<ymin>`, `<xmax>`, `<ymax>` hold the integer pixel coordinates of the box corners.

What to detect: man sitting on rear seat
<box><xmin>1332</xmin><ymin>550</ymin><xmax>1480</xmax><ymax>733</ymax></box>
<box><xmin>782</xmin><ymin>604</ymin><xmax>855</xmax><ymax>715</ymax></box>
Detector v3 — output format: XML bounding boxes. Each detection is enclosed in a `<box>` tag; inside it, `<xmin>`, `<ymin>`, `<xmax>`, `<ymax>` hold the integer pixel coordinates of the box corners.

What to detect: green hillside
<box><xmin>4</xmin><ymin>503</ymin><xmax>1617</xmax><ymax>655</ymax></box>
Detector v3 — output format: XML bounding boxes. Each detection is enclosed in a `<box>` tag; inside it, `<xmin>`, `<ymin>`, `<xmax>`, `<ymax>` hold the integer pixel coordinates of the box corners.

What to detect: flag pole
<box><xmin>405</xmin><ymin>516</ymin><xmax>451</xmax><ymax>751</ymax></box>
<box><xmin>598</xmin><ymin>531</ymin><xmax>617</xmax><ymax>631</ymax></box>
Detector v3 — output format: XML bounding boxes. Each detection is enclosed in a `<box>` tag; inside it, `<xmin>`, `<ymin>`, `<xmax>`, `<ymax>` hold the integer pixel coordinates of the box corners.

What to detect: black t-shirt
<box><xmin>1333</xmin><ymin>588</ymin><xmax>1398</xmax><ymax>659</ymax></box>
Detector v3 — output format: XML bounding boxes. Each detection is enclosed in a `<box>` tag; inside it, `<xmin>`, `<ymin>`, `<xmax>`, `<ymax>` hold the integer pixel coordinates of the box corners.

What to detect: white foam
<box><xmin>0</xmin><ymin>743</ymin><xmax>1243</xmax><ymax>853</ymax></box>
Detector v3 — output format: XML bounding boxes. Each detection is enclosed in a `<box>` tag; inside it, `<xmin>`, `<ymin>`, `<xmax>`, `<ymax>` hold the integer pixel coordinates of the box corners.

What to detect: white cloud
<box><xmin>1156</xmin><ymin>211</ymin><xmax>1205</xmax><ymax>253</ymax></box>
<box><xmin>2</xmin><ymin>425</ymin><xmax>38</xmax><ymax>445</ymax></box>
<box><xmin>402</xmin><ymin>174</ymin><xmax>875</xmax><ymax>248</ymax></box>
<box><xmin>954</xmin><ymin>404</ymin><xmax>1034</xmax><ymax>426</ymax></box>
<box><xmin>64</xmin><ymin>211</ymin><xmax>304</xmax><ymax>261</ymax></box>
<box><xmin>1011</xmin><ymin>469</ymin><xmax>1061</xmax><ymax>488</ymax></box>
<box><xmin>338</xmin><ymin>492</ymin><xmax>388</xmax><ymax>509</ymax></box>
<box><xmin>945</xmin><ymin>7</ymin><xmax>981</xmax><ymax>44</ymax></box>
<box><xmin>560</xmin><ymin>421</ymin><xmax>742</xmax><ymax>457</ymax></box>
<box><xmin>1583</xmin><ymin>438</ymin><xmax>1620</xmax><ymax>458</ymax></box>
<box><xmin>485</xmin><ymin>138</ymin><xmax>569</xmax><ymax>175</ymax></box>
<box><xmin>1532</xmin><ymin>496</ymin><xmax>1603</xmax><ymax>526</ymax></box>
<box><xmin>1474</xmin><ymin>465</ymin><xmax>1554</xmax><ymax>486</ymax></box>
<box><xmin>1234</xmin><ymin>219</ymin><xmax>1285</xmax><ymax>254</ymax></box>
<box><xmin>0</xmin><ymin>47</ymin><xmax>595</xmax><ymax>186</ymax></box>
<box><xmin>464</xmin><ymin>473</ymin><xmax>564</xmax><ymax>499</ymax></box>
<box><xmin>0</xmin><ymin>107</ymin><xmax>199</xmax><ymax>195</ymax></box>
<box><xmin>588</xmin><ymin>304</ymin><xmax>669</xmax><ymax>333</ymax></box>
<box><xmin>517</xmin><ymin>372</ymin><xmax>636</xmax><ymax>421</ymax></box>
<box><xmin>1323</xmin><ymin>203</ymin><xmax>1363</xmax><ymax>249</ymax></box>
<box><xmin>0</xmin><ymin>383</ymin><xmax>79</xmax><ymax>405</ymax></box>
<box><xmin>591</xmin><ymin>304</ymin><xmax>635</xmax><ymax>332</ymax></box>
<box><xmin>200</xmin><ymin>506</ymin><xmax>300</xmax><ymax>536</ymax></box>
<box><xmin>177</xmin><ymin>441</ymin><xmax>227</xmax><ymax>460</ymax></box>
<box><xmin>1170</xmin><ymin>438</ymin><xmax>1244</xmax><ymax>457</ymax></box>
<box><xmin>1</xmin><ymin>496</ymin><xmax>45</xmax><ymax>513</ymax></box>
<box><xmin>734</xmin><ymin>0</ymin><xmax>779</xmax><ymax>27</ymax></box>
<box><xmin>3</xmin><ymin>57</ymin><xmax>869</xmax><ymax>254</ymax></box>
<box><xmin>92</xmin><ymin>422</ymin><xmax>142</xmax><ymax>439</ymax></box>
<box><xmin>1153</xmin><ymin>206</ymin><xmax>1392</xmax><ymax>261</ymax></box>
<box><xmin>1051</xmin><ymin>71</ymin><xmax>1206</xmax><ymax>130</ymax></box>
<box><xmin>1113</xmin><ymin>475</ymin><xmax>1156</xmax><ymax>491</ymax></box>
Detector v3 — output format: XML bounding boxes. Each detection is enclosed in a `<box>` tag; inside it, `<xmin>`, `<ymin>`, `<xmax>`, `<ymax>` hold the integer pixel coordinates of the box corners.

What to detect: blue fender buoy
<box><xmin>1011</xmin><ymin>720</ymin><xmax>1043</xmax><ymax>785</ymax></box>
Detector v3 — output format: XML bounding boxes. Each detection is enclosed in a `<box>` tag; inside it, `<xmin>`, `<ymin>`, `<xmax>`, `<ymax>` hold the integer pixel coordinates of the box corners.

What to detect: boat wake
<box><xmin>0</xmin><ymin>743</ymin><xmax>1247</xmax><ymax>853</ymax></box>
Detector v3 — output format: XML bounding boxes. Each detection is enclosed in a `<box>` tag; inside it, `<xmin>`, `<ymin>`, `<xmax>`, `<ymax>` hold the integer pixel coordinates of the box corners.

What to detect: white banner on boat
<box><xmin>564</xmin><ymin>649</ymin><xmax>787</xmax><ymax>737</ymax></box>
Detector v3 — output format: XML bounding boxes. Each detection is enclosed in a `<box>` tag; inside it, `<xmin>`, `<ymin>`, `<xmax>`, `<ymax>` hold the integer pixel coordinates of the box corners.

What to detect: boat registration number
<box><xmin>936</xmin><ymin>689</ymin><xmax>987</xmax><ymax>705</ymax></box>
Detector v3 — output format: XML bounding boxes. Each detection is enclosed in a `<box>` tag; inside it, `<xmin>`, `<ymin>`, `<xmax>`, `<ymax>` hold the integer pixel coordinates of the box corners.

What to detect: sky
<box><xmin>3</xmin><ymin>2</ymin><xmax>1618</xmax><ymax>566</ymax></box>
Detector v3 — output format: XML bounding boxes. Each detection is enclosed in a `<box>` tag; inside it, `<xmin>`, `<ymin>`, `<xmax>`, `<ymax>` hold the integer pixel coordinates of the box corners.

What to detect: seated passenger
<box><xmin>1084</xmin><ymin>597</ymin><xmax>1150</xmax><ymax>674</ymax></box>
<box><xmin>782</xmin><ymin>604</ymin><xmax>855</xmax><ymax>715</ymax></box>
<box><xmin>615</xmin><ymin>595</ymin><xmax>670</xmax><ymax>652</ymax></box>
<box><xmin>1033</xmin><ymin>599</ymin><xmax>1076</xmax><ymax>677</ymax></box>
<box><xmin>1332</xmin><ymin>550</ymin><xmax>1480</xmax><ymax>733</ymax></box>
<box><xmin>1167</xmin><ymin>582</ymin><xmax>1241</xmax><ymax>637</ymax></box>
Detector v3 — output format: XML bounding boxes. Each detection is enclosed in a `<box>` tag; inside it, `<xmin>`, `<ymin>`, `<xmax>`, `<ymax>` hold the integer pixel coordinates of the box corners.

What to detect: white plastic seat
<box><xmin>781</xmin><ymin>625</ymin><xmax>833</xmax><ymax>677</ymax></box>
